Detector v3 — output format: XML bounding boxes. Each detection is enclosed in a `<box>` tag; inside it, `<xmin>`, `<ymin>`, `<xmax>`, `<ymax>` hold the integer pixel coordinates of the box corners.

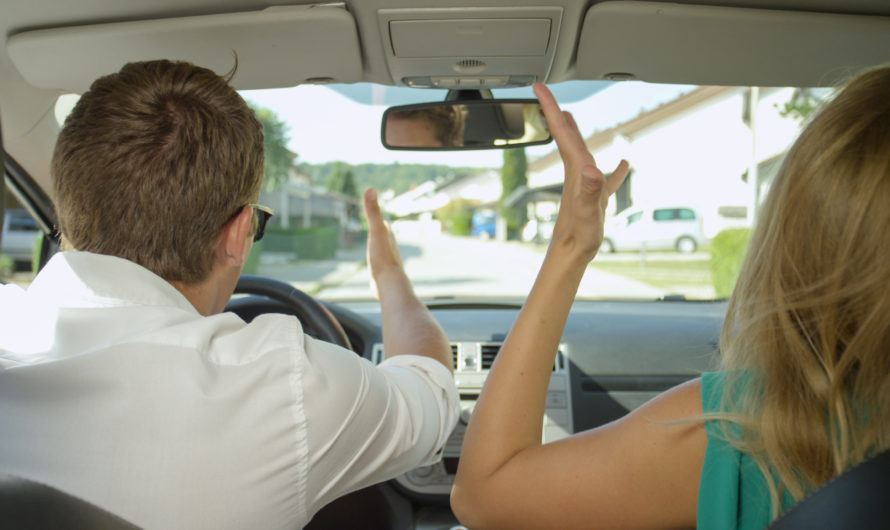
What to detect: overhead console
<box><xmin>7</xmin><ymin>5</ymin><xmax>363</xmax><ymax>93</ymax></box>
<box><xmin>377</xmin><ymin>7</ymin><xmax>563</xmax><ymax>89</ymax></box>
<box><xmin>575</xmin><ymin>1</ymin><xmax>890</xmax><ymax>87</ymax></box>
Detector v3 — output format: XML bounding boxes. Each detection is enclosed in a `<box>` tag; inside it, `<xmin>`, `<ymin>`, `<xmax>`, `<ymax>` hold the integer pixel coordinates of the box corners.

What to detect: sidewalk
<box><xmin>256</xmin><ymin>245</ymin><xmax>367</xmax><ymax>295</ymax></box>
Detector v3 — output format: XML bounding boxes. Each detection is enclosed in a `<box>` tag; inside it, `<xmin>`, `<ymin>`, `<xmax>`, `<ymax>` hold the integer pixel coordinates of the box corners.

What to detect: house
<box><xmin>525</xmin><ymin>84</ymin><xmax>806</xmax><ymax>238</ymax></box>
<box><xmin>259</xmin><ymin>166</ymin><xmax>360</xmax><ymax>230</ymax></box>
<box><xmin>383</xmin><ymin>169</ymin><xmax>500</xmax><ymax>218</ymax></box>
<box><xmin>380</xmin><ymin>83</ymin><xmax>810</xmax><ymax>242</ymax></box>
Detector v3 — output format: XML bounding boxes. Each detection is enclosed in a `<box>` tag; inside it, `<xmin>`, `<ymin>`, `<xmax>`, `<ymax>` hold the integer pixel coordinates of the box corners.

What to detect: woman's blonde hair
<box><xmin>718</xmin><ymin>65</ymin><xmax>890</xmax><ymax>518</ymax></box>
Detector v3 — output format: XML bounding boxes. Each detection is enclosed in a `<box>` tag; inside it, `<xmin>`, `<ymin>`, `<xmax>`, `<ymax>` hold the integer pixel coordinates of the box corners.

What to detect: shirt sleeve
<box><xmin>298</xmin><ymin>335</ymin><xmax>459</xmax><ymax>517</ymax></box>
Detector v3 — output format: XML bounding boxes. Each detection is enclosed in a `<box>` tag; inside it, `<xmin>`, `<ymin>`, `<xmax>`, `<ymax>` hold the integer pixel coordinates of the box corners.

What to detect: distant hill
<box><xmin>296</xmin><ymin>162</ymin><xmax>488</xmax><ymax>196</ymax></box>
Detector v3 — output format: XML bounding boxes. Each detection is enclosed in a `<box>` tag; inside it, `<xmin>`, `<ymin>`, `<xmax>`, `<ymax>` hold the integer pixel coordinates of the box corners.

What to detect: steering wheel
<box><xmin>227</xmin><ymin>275</ymin><xmax>351</xmax><ymax>350</ymax></box>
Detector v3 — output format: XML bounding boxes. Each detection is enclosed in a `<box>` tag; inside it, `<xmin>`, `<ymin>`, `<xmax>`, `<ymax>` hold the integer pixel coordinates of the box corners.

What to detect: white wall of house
<box><xmin>528</xmin><ymin>86</ymin><xmax>806</xmax><ymax>239</ymax></box>
<box><xmin>384</xmin><ymin>170</ymin><xmax>503</xmax><ymax>217</ymax></box>
<box><xmin>440</xmin><ymin>170</ymin><xmax>501</xmax><ymax>204</ymax></box>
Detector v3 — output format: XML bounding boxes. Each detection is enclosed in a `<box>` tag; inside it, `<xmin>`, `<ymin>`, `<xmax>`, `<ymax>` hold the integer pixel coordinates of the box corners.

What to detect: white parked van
<box><xmin>601</xmin><ymin>207</ymin><xmax>704</xmax><ymax>254</ymax></box>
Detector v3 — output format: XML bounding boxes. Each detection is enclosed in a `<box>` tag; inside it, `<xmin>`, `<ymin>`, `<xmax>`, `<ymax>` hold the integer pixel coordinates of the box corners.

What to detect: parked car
<box><xmin>601</xmin><ymin>206</ymin><xmax>704</xmax><ymax>253</ymax></box>
<box><xmin>470</xmin><ymin>210</ymin><xmax>496</xmax><ymax>239</ymax></box>
<box><xmin>1</xmin><ymin>210</ymin><xmax>39</xmax><ymax>267</ymax></box>
<box><xmin>521</xmin><ymin>214</ymin><xmax>557</xmax><ymax>243</ymax></box>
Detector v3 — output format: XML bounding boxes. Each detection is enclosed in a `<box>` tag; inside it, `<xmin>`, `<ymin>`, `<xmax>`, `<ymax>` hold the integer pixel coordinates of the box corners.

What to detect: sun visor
<box><xmin>7</xmin><ymin>4</ymin><xmax>363</xmax><ymax>92</ymax></box>
<box><xmin>576</xmin><ymin>1</ymin><xmax>890</xmax><ymax>87</ymax></box>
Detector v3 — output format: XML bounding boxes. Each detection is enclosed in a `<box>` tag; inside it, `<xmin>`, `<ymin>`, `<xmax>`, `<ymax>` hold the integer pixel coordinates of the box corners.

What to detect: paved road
<box><xmin>297</xmin><ymin>230</ymin><xmax>666</xmax><ymax>301</ymax></box>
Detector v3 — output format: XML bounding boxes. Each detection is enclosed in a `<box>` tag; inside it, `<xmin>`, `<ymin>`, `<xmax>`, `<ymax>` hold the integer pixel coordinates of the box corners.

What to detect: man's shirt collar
<box><xmin>28</xmin><ymin>251</ymin><xmax>199</xmax><ymax>315</ymax></box>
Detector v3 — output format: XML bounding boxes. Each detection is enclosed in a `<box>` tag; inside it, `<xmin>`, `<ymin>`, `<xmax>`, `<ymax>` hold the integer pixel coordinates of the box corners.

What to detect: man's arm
<box><xmin>300</xmin><ymin>192</ymin><xmax>457</xmax><ymax>515</ymax></box>
<box><xmin>363</xmin><ymin>188</ymin><xmax>452</xmax><ymax>371</ymax></box>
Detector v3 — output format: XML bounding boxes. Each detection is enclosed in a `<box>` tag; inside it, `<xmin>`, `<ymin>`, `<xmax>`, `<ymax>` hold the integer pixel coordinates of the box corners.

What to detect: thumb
<box><xmin>363</xmin><ymin>188</ymin><xmax>384</xmax><ymax>233</ymax></box>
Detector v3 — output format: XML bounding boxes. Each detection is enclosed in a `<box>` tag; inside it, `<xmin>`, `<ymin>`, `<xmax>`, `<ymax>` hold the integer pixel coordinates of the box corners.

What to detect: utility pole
<box><xmin>744</xmin><ymin>87</ymin><xmax>759</xmax><ymax>226</ymax></box>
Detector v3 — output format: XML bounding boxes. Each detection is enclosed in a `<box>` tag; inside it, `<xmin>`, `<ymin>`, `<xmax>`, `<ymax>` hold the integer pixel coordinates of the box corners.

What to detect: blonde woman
<box><xmin>451</xmin><ymin>67</ymin><xmax>890</xmax><ymax>529</ymax></box>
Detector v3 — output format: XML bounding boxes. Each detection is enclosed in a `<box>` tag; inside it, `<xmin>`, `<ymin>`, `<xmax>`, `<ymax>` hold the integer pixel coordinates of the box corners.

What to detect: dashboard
<box><xmin>371</xmin><ymin>339</ymin><xmax>572</xmax><ymax>496</ymax></box>
<box><xmin>330</xmin><ymin>298</ymin><xmax>725</xmax><ymax>499</ymax></box>
<box><xmin>230</xmin><ymin>295</ymin><xmax>725</xmax><ymax>528</ymax></box>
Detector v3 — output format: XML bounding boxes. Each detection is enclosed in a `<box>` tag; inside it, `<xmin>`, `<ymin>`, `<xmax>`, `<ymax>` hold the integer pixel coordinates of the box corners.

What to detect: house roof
<box><xmin>529</xmin><ymin>85</ymin><xmax>739</xmax><ymax>173</ymax></box>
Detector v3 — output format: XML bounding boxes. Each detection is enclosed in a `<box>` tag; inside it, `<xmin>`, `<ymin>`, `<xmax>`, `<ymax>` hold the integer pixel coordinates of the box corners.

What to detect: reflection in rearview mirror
<box><xmin>382</xmin><ymin>100</ymin><xmax>552</xmax><ymax>151</ymax></box>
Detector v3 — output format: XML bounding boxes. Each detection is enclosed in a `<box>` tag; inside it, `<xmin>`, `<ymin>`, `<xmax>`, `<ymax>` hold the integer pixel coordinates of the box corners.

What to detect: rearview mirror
<box><xmin>381</xmin><ymin>99</ymin><xmax>551</xmax><ymax>150</ymax></box>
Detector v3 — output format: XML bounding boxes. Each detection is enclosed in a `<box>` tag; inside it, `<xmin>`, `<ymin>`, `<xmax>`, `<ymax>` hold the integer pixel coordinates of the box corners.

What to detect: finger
<box><xmin>532</xmin><ymin>83</ymin><xmax>584</xmax><ymax>146</ymax></box>
<box><xmin>563</xmin><ymin>112</ymin><xmax>595</xmax><ymax>164</ymax></box>
<box><xmin>363</xmin><ymin>188</ymin><xmax>386</xmax><ymax>236</ymax></box>
<box><xmin>604</xmin><ymin>159</ymin><xmax>630</xmax><ymax>196</ymax></box>
<box><xmin>563</xmin><ymin>112</ymin><xmax>581</xmax><ymax>138</ymax></box>
<box><xmin>533</xmin><ymin>83</ymin><xmax>563</xmax><ymax>123</ymax></box>
<box><xmin>534</xmin><ymin>84</ymin><xmax>595</xmax><ymax>173</ymax></box>
<box><xmin>534</xmin><ymin>84</ymin><xmax>576</xmax><ymax>156</ymax></box>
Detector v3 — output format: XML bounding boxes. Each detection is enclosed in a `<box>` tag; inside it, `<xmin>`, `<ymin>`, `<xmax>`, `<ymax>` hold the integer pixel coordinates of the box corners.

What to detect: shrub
<box><xmin>436</xmin><ymin>199</ymin><xmax>474</xmax><ymax>236</ymax></box>
<box><xmin>262</xmin><ymin>224</ymin><xmax>339</xmax><ymax>260</ymax></box>
<box><xmin>31</xmin><ymin>232</ymin><xmax>43</xmax><ymax>273</ymax></box>
<box><xmin>0</xmin><ymin>255</ymin><xmax>12</xmax><ymax>276</ymax></box>
<box><xmin>293</xmin><ymin>224</ymin><xmax>338</xmax><ymax>260</ymax></box>
<box><xmin>242</xmin><ymin>239</ymin><xmax>263</xmax><ymax>275</ymax></box>
<box><xmin>710</xmin><ymin>228</ymin><xmax>751</xmax><ymax>298</ymax></box>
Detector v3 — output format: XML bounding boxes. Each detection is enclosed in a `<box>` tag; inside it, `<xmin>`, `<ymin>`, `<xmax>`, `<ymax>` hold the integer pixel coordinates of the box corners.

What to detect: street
<box><xmin>304</xmin><ymin>229</ymin><xmax>667</xmax><ymax>301</ymax></box>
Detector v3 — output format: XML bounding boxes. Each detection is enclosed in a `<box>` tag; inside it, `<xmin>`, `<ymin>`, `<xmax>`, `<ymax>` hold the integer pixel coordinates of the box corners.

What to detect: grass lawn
<box><xmin>590</xmin><ymin>256</ymin><xmax>714</xmax><ymax>293</ymax></box>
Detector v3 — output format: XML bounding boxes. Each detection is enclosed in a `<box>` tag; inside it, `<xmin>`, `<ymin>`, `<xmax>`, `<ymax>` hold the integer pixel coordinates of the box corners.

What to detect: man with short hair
<box><xmin>0</xmin><ymin>59</ymin><xmax>458</xmax><ymax>529</ymax></box>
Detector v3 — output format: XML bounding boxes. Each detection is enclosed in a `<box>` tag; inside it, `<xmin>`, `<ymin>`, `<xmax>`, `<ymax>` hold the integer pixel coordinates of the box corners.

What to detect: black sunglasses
<box><xmin>246</xmin><ymin>203</ymin><xmax>274</xmax><ymax>242</ymax></box>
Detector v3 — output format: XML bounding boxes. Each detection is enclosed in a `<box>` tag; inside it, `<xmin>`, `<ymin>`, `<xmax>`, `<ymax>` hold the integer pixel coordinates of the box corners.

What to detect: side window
<box><xmin>1</xmin><ymin>181</ymin><xmax>42</xmax><ymax>286</ymax></box>
<box><xmin>8</xmin><ymin>215</ymin><xmax>38</xmax><ymax>232</ymax></box>
<box><xmin>652</xmin><ymin>209</ymin><xmax>674</xmax><ymax>221</ymax></box>
<box><xmin>676</xmin><ymin>208</ymin><xmax>696</xmax><ymax>220</ymax></box>
<box><xmin>627</xmin><ymin>212</ymin><xmax>643</xmax><ymax>225</ymax></box>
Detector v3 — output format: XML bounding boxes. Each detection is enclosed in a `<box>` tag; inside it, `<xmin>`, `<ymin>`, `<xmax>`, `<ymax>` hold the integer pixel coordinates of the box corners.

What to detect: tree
<box><xmin>249</xmin><ymin>104</ymin><xmax>294</xmax><ymax>190</ymax></box>
<box><xmin>296</xmin><ymin>161</ymin><xmax>482</xmax><ymax>196</ymax></box>
<box><xmin>777</xmin><ymin>88</ymin><xmax>821</xmax><ymax>124</ymax></box>
<box><xmin>499</xmin><ymin>147</ymin><xmax>528</xmax><ymax>239</ymax></box>
<box><xmin>326</xmin><ymin>162</ymin><xmax>358</xmax><ymax>197</ymax></box>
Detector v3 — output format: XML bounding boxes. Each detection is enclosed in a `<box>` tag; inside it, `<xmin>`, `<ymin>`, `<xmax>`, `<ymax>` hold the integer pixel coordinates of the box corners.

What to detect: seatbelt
<box><xmin>769</xmin><ymin>447</ymin><xmax>890</xmax><ymax>529</ymax></box>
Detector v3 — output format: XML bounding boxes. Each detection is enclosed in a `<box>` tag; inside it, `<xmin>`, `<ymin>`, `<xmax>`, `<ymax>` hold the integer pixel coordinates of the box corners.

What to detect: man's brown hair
<box><xmin>390</xmin><ymin>106</ymin><xmax>466</xmax><ymax>146</ymax></box>
<box><xmin>52</xmin><ymin>59</ymin><xmax>265</xmax><ymax>283</ymax></box>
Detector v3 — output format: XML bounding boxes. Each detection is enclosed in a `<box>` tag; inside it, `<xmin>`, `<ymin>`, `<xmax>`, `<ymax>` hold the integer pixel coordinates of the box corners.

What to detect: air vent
<box><xmin>453</xmin><ymin>59</ymin><xmax>486</xmax><ymax>74</ymax></box>
<box><xmin>480</xmin><ymin>344</ymin><xmax>500</xmax><ymax>370</ymax></box>
<box><xmin>481</xmin><ymin>343</ymin><xmax>563</xmax><ymax>372</ymax></box>
<box><xmin>375</xmin><ymin>341</ymin><xmax>563</xmax><ymax>372</ymax></box>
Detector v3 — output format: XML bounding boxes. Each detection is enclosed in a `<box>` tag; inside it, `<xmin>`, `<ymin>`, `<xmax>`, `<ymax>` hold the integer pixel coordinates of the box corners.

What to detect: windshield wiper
<box><xmin>659</xmin><ymin>294</ymin><xmax>688</xmax><ymax>301</ymax></box>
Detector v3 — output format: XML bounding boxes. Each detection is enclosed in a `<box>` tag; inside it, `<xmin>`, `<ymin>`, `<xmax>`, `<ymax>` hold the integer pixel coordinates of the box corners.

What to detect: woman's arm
<box><xmin>451</xmin><ymin>84</ymin><xmax>707</xmax><ymax>529</ymax></box>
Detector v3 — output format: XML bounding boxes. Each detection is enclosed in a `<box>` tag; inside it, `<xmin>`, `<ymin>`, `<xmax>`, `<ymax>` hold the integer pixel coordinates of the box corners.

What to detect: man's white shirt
<box><xmin>0</xmin><ymin>251</ymin><xmax>459</xmax><ymax>529</ymax></box>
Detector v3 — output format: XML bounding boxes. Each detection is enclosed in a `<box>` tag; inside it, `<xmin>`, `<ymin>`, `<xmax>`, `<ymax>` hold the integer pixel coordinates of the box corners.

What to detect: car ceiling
<box><xmin>3</xmin><ymin>0</ymin><xmax>890</xmax><ymax>201</ymax></box>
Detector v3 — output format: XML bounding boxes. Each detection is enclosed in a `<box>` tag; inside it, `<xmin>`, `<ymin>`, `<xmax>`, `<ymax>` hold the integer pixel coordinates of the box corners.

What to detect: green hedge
<box><xmin>242</xmin><ymin>239</ymin><xmax>263</xmax><ymax>274</ymax></box>
<box><xmin>262</xmin><ymin>225</ymin><xmax>339</xmax><ymax>260</ymax></box>
<box><xmin>436</xmin><ymin>200</ymin><xmax>473</xmax><ymax>236</ymax></box>
<box><xmin>31</xmin><ymin>232</ymin><xmax>43</xmax><ymax>273</ymax></box>
<box><xmin>710</xmin><ymin>228</ymin><xmax>752</xmax><ymax>299</ymax></box>
<box><xmin>0</xmin><ymin>255</ymin><xmax>12</xmax><ymax>276</ymax></box>
<box><xmin>294</xmin><ymin>225</ymin><xmax>339</xmax><ymax>259</ymax></box>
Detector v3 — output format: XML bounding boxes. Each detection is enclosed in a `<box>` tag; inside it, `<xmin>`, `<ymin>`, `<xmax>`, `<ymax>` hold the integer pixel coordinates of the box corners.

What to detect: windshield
<box><xmin>3</xmin><ymin>81</ymin><xmax>825</xmax><ymax>299</ymax></box>
<box><xmin>236</xmin><ymin>81</ymin><xmax>828</xmax><ymax>302</ymax></box>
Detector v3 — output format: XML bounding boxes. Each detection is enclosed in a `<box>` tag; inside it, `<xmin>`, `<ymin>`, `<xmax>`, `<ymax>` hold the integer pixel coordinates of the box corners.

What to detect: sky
<box><xmin>239</xmin><ymin>81</ymin><xmax>696</xmax><ymax>168</ymax></box>
<box><xmin>54</xmin><ymin>81</ymin><xmax>697</xmax><ymax>169</ymax></box>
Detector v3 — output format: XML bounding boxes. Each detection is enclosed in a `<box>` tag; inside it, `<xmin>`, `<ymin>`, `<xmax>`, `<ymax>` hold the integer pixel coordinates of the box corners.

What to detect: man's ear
<box><xmin>217</xmin><ymin>206</ymin><xmax>252</xmax><ymax>267</ymax></box>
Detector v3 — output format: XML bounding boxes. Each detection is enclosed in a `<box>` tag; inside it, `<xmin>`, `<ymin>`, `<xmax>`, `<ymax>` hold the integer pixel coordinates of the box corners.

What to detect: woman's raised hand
<box><xmin>533</xmin><ymin>83</ymin><xmax>629</xmax><ymax>263</ymax></box>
